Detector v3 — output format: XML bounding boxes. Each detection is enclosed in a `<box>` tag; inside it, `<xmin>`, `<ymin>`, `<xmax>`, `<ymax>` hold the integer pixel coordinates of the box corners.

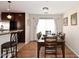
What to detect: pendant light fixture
<box><xmin>42</xmin><ymin>7</ymin><xmax>49</xmax><ymax>14</ymax></box>
<box><xmin>7</xmin><ymin>1</ymin><xmax>12</xmax><ymax>19</ymax></box>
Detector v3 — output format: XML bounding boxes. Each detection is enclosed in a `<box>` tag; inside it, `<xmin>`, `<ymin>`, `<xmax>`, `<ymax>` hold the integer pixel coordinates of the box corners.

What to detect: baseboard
<box><xmin>66</xmin><ymin>43</ymin><xmax>79</xmax><ymax>57</ymax></box>
<box><xmin>25</xmin><ymin>41</ymin><xmax>30</xmax><ymax>44</ymax></box>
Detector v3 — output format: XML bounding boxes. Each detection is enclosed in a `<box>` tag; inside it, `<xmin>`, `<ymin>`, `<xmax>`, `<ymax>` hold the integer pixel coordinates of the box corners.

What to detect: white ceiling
<box><xmin>0</xmin><ymin>1</ymin><xmax>79</xmax><ymax>14</ymax></box>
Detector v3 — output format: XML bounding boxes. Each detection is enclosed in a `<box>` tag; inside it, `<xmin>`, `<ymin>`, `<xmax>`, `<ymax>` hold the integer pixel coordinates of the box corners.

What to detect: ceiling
<box><xmin>0</xmin><ymin>1</ymin><xmax>79</xmax><ymax>14</ymax></box>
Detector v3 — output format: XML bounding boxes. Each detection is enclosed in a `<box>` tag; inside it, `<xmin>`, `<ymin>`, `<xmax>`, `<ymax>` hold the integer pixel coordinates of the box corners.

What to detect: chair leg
<box><xmin>44</xmin><ymin>47</ymin><xmax>46</xmax><ymax>58</ymax></box>
<box><xmin>11</xmin><ymin>47</ymin><xmax>13</xmax><ymax>57</ymax></box>
<box><xmin>6</xmin><ymin>49</ymin><xmax>8</xmax><ymax>58</ymax></box>
<box><xmin>55</xmin><ymin>46</ymin><xmax>57</xmax><ymax>58</ymax></box>
<box><xmin>15</xmin><ymin>45</ymin><xmax>17</xmax><ymax>57</ymax></box>
<box><xmin>1</xmin><ymin>48</ymin><xmax>3</xmax><ymax>58</ymax></box>
<box><xmin>12</xmin><ymin>45</ymin><xmax>17</xmax><ymax>58</ymax></box>
<box><xmin>55</xmin><ymin>50</ymin><xmax>57</xmax><ymax>58</ymax></box>
<box><xmin>44</xmin><ymin>52</ymin><xmax>46</xmax><ymax>58</ymax></box>
<box><xmin>11</xmin><ymin>47</ymin><xmax>15</xmax><ymax>58</ymax></box>
<box><xmin>45</xmin><ymin>54</ymin><xmax>46</xmax><ymax>58</ymax></box>
<box><xmin>13</xmin><ymin>47</ymin><xmax>15</xmax><ymax>57</ymax></box>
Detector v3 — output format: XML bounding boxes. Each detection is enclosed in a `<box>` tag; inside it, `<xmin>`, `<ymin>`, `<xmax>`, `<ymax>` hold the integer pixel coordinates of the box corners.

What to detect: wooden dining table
<box><xmin>37</xmin><ymin>35</ymin><xmax>65</xmax><ymax>58</ymax></box>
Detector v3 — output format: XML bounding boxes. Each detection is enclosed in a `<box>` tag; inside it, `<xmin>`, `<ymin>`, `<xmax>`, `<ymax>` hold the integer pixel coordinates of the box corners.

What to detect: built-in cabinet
<box><xmin>1</xmin><ymin>12</ymin><xmax>25</xmax><ymax>42</ymax></box>
<box><xmin>1</xmin><ymin>12</ymin><xmax>15</xmax><ymax>20</ymax></box>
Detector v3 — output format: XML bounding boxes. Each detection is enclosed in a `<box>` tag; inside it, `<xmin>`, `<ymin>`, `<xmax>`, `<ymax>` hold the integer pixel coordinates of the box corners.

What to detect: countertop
<box><xmin>0</xmin><ymin>30</ymin><xmax>23</xmax><ymax>35</ymax></box>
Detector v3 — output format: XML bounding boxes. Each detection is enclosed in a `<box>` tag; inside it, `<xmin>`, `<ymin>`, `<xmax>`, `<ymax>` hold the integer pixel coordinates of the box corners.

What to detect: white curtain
<box><xmin>36</xmin><ymin>19</ymin><xmax>57</xmax><ymax>34</ymax></box>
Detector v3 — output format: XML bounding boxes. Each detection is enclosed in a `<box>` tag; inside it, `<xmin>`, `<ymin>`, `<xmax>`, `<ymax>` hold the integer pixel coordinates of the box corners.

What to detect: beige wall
<box><xmin>25</xmin><ymin>12</ymin><xmax>30</xmax><ymax>44</ymax></box>
<box><xmin>0</xmin><ymin>12</ymin><xmax>1</xmax><ymax>21</ymax></box>
<box><xmin>63</xmin><ymin>8</ymin><xmax>79</xmax><ymax>57</ymax></box>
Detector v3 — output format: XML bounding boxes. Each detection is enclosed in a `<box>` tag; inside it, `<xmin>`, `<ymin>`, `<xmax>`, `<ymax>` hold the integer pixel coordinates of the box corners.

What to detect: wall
<box><xmin>25</xmin><ymin>12</ymin><xmax>30</xmax><ymax>44</ymax></box>
<box><xmin>63</xmin><ymin>8</ymin><xmax>79</xmax><ymax>57</ymax></box>
<box><xmin>0</xmin><ymin>12</ymin><xmax>1</xmax><ymax>21</ymax></box>
<box><xmin>0</xmin><ymin>21</ymin><xmax>10</xmax><ymax>30</ymax></box>
<box><xmin>29</xmin><ymin>14</ymin><xmax>63</xmax><ymax>41</ymax></box>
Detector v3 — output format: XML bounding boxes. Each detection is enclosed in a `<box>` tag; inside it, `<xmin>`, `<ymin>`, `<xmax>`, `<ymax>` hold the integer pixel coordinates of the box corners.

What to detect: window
<box><xmin>36</xmin><ymin>19</ymin><xmax>56</xmax><ymax>34</ymax></box>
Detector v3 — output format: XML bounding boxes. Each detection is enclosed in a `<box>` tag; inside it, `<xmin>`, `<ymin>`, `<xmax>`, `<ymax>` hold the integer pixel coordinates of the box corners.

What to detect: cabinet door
<box><xmin>15</xmin><ymin>13</ymin><xmax>25</xmax><ymax>42</ymax></box>
<box><xmin>1</xmin><ymin>12</ymin><xmax>14</xmax><ymax>20</ymax></box>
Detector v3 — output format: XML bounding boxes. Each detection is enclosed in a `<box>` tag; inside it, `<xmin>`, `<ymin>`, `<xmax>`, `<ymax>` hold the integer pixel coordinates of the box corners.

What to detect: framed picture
<box><xmin>64</xmin><ymin>17</ymin><xmax>68</xmax><ymax>26</ymax></box>
<box><xmin>71</xmin><ymin>13</ymin><xmax>77</xmax><ymax>25</ymax></box>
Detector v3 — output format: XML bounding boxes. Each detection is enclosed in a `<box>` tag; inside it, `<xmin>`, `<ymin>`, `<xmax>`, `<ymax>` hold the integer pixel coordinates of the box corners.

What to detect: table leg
<box><xmin>62</xmin><ymin>42</ymin><xmax>65</xmax><ymax>58</ymax></box>
<box><xmin>37</xmin><ymin>42</ymin><xmax>40</xmax><ymax>58</ymax></box>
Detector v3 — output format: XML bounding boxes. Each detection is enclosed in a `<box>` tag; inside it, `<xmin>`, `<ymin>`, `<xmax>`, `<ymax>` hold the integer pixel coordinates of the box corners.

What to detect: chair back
<box><xmin>52</xmin><ymin>33</ymin><xmax>56</xmax><ymax>35</ymax></box>
<box><xmin>37</xmin><ymin>32</ymin><xmax>42</xmax><ymax>39</ymax></box>
<box><xmin>10</xmin><ymin>32</ymin><xmax>18</xmax><ymax>44</ymax></box>
<box><xmin>45</xmin><ymin>35</ymin><xmax>57</xmax><ymax>44</ymax></box>
<box><xmin>44</xmin><ymin>35</ymin><xmax>57</xmax><ymax>57</ymax></box>
<box><xmin>60</xmin><ymin>34</ymin><xmax>65</xmax><ymax>40</ymax></box>
<box><xmin>45</xmin><ymin>30</ymin><xmax>51</xmax><ymax>35</ymax></box>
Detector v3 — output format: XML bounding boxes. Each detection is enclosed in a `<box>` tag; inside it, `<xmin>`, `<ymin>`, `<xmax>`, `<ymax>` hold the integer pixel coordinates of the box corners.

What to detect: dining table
<box><xmin>37</xmin><ymin>35</ymin><xmax>65</xmax><ymax>58</ymax></box>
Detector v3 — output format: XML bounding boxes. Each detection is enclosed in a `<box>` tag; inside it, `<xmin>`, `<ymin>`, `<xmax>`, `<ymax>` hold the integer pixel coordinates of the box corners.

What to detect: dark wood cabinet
<box><xmin>1</xmin><ymin>12</ymin><xmax>15</xmax><ymax>20</ymax></box>
<box><xmin>1</xmin><ymin>12</ymin><xmax>25</xmax><ymax>42</ymax></box>
<box><xmin>14</xmin><ymin>13</ymin><xmax>25</xmax><ymax>42</ymax></box>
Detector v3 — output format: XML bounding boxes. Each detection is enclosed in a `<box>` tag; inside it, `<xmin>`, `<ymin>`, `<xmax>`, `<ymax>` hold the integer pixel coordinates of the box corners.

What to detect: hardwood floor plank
<box><xmin>17</xmin><ymin>41</ymin><xmax>77</xmax><ymax>58</ymax></box>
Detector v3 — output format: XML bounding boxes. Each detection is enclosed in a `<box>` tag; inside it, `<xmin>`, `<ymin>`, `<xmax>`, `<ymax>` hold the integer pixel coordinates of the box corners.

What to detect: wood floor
<box><xmin>17</xmin><ymin>41</ymin><xmax>77</xmax><ymax>58</ymax></box>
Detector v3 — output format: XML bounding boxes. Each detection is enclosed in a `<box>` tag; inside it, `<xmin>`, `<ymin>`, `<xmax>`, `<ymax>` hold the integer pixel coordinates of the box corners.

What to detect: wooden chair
<box><xmin>44</xmin><ymin>35</ymin><xmax>57</xmax><ymax>58</ymax></box>
<box><xmin>37</xmin><ymin>32</ymin><xmax>42</xmax><ymax>40</ymax></box>
<box><xmin>52</xmin><ymin>33</ymin><xmax>56</xmax><ymax>35</ymax></box>
<box><xmin>57</xmin><ymin>33</ymin><xmax>65</xmax><ymax>57</ymax></box>
<box><xmin>1</xmin><ymin>32</ymin><xmax>18</xmax><ymax>58</ymax></box>
<box><xmin>45</xmin><ymin>30</ymin><xmax>51</xmax><ymax>35</ymax></box>
<box><xmin>60</xmin><ymin>34</ymin><xmax>65</xmax><ymax>40</ymax></box>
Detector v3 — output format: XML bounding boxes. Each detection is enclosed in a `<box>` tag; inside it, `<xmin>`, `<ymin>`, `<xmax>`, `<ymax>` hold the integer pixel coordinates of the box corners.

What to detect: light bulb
<box><xmin>7</xmin><ymin>15</ymin><xmax>12</xmax><ymax>19</ymax></box>
<box><xmin>43</xmin><ymin>7</ymin><xmax>49</xmax><ymax>14</ymax></box>
<box><xmin>43</xmin><ymin>9</ymin><xmax>48</xmax><ymax>13</ymax></box>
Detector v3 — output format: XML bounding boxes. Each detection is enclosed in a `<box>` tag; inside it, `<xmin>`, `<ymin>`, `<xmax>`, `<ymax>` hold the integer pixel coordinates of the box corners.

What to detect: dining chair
<box><xmin>37</xmin><ymin>32</ymin><xmax>42</xmax><ymax>40</ymax></box>
<box><xmin>57</xmin><ymin>33</ymin><xmax>65</xmax><ymax>40</ymax></box>
<box><xmin>44</xmin><ymin>35</ymin><xmax>57</xmax><ymax>58</ymax></box>
<box><xmin>60</xmin><ymin>34</ymin><xmax>65</xmax><ymax>40</ymax></box>
<box><xmin>1</xmin><ymin>32</ymin><xmax>18</xmax><ymax>58</ymax></box>
<box><xmin>52</xmin><ymin>33</ymin><xmax>56</xmax><ymax>35</ymax></box>
<box><xmin>57</xmin><ymin>33</ymin><xmax>65</xmax><ymax>56</ymax></box>
<box><xmin>45</xmin><ymin>30</ymin><xmax>51</xmax><ymax>35</ymax></box>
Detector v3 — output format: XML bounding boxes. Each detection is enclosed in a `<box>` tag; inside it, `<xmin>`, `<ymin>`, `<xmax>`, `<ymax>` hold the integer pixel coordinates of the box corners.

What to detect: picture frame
<box><xmin>64</xmin><ymin>17</ymin><xmax>68</xmax><ymax>26</ymax></box>
<box><xmin>71</xmin><ymin>13</ymin><xmax>77</xmax><ymax>25</ymax></box>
